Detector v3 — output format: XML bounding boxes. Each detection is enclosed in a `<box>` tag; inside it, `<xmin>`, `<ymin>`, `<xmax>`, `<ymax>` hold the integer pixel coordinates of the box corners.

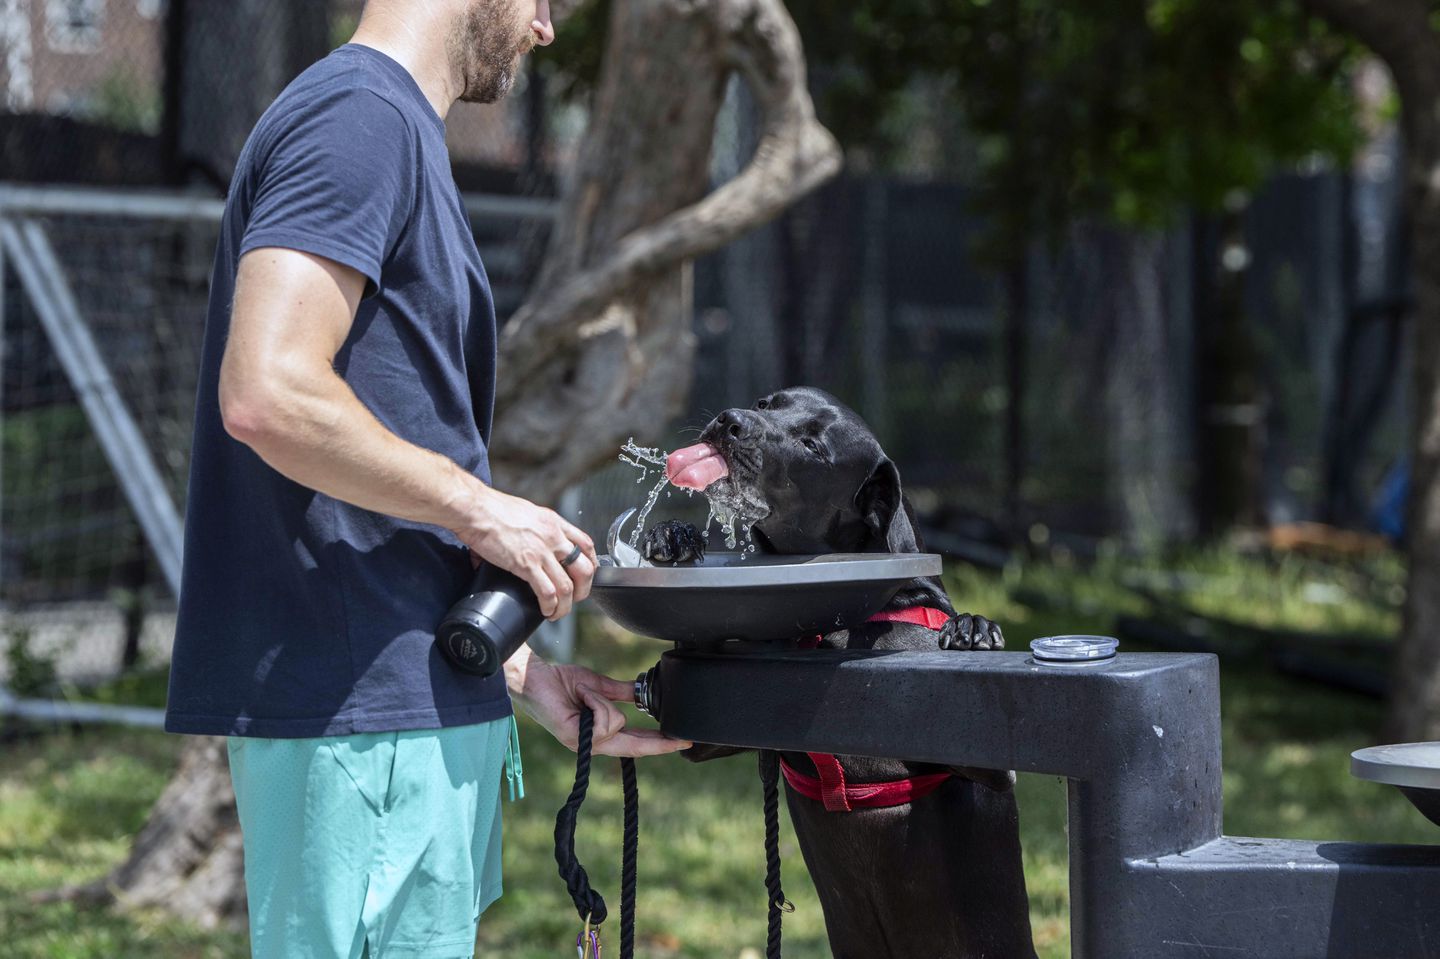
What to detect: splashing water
<box><xmin>617</xmin><ymin>436</ymin><xmax>768</xmax><ymax>556</ymax></box>
<box><xmin>629</xmin><ymin>475</ymin><xmax>670</xmax><ymax>549</ymax></box>
<box><xmin>703</xmin><ymin>497</ymin><xmax>766</xmax><ymax>553</ymax></box>
<box><xmin>619</xmin><ymin>437</ymin><xmax>667</xmax><ymax>472</ymax></box>
<box><xmin>619</xmin><ymin>438</ymin><xmax>672</xmax><ymax>549</ymax></box>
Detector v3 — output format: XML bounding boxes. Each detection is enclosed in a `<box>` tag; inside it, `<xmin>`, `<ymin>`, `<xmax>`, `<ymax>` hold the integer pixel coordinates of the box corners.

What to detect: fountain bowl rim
<box><xmin>593</xmin><ymin>551</ymin><xmax>942</xmax><ymax>589</ymax></box>
<box><xmin>1351</xmin><ymin>742</ymin><xmax>1440</xmax><ymax>791</ymax></box>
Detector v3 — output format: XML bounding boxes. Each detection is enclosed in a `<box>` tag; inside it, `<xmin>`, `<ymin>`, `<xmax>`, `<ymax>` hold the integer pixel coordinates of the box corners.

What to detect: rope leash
<box><xmin>553</xmin><ymin>710</ymin><xmax>794</xmax><ymax>958</ymax></box>
<box><xmin>554</xmin><ymin>707</ymin><xmax>639</xmax><ymax>958</ymax></box>
<box><xmin>759</xmin><ymin>749</ymin><xmax>794</xmax><ymax>958</ymax></box>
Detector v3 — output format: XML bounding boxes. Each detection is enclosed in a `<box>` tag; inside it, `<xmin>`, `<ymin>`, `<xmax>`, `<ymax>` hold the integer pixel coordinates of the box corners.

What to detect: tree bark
<box><xmin>491</xmin><ymin>0</ymin><xmax>841</xmax><ymax>502</ymax></box>
<box><xmin>30</xmin><ymin>735</ymin><xmax>245</xmax><ymax>928</ymax></box>
<box><xmin>43</xmin><ymin>0</ymin><xmax>839</xmax><ymax>929</ymax></box>
<box><xmin>1303</xmin><ymin>0</ymin><xmax>1440</xmax><ymax>741</ymax></box>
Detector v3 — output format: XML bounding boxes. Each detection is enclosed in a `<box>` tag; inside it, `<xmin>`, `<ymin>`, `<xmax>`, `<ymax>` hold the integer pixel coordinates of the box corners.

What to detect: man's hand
<box><xmin>455</xmin><ymin>485</ymin><xmax>596</xmax><ymax>622</ymax></box>
<box><xmin>505</xmin><ymin>646</ymin><xmax>690</xmax><ymax>758</ymax></box>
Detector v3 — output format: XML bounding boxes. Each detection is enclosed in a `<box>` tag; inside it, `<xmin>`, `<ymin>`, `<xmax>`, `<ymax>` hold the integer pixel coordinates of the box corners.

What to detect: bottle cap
<box><xmin>1030</xmin><ymin>635</ymin><xmax>1119</xmax><ymax>666</ymax></box>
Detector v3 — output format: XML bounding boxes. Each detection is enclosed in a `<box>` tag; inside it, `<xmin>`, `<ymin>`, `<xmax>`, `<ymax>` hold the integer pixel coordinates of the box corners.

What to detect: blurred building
<box><xmin>3</xmin><ymin>0</ymin><xmax>164</xmax><ymax>119</ymax></box>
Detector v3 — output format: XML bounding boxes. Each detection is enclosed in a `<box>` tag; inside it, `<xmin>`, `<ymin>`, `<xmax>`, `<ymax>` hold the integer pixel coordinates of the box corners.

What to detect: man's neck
<box><xmin>349</xmin><ymin>6</ymin><xmax>460</xmax><ymax>123</ymax></box>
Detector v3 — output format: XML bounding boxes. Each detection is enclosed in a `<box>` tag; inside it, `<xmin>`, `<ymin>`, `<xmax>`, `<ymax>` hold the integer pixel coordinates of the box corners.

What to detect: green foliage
<box><xmin>2</xmin><ymin>405</ymin><xmax>138</xmax><ymax>595</ymax></box>
<box><xmin>787</xmin><ymin>0</ymin><xmax>1364</xmax><ymax>255</ymax></box>
<box><xmin>5</xmin><ymin>628</ymin><xmax>59</xmax><ymax>698</ymax></box>
<box><xmin>532</xmin><ymin>0</ymin><xmax>612</xmax><ymax>103</ymax></box>
<box><xmin>92</xmin><ymin>67</ymin><xmax>162</xmax><ymax>135</ymax></box>
<box><xmin>541</xmin><ymin>1</ymin><xmax>1363</xmax><ymax>259</ymax></box>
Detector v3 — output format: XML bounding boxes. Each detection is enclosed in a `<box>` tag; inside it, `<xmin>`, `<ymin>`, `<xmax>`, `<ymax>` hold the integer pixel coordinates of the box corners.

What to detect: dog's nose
<box><xmin>717</xmin><ymin>408</ymin><xmax>756</xmax><ymax>441</ymax></box>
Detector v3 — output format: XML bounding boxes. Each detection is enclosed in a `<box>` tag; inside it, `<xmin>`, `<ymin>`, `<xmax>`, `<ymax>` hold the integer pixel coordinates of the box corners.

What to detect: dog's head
<box><xmin>668</xmin><ymin>386</ymin><xmax>921</xmax><ymax>555</ymax></box>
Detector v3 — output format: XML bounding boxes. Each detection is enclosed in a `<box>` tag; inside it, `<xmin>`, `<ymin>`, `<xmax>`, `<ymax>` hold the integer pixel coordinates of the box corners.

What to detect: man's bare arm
<box><xmin>217</xmin><ymin>247</ymin><xmax>686</xmax><ymax>757</ymax></box>
<box><xmin>217</xmin><ymin>247</ymin><xmax>595</xmax><ymax>619</ymax></box>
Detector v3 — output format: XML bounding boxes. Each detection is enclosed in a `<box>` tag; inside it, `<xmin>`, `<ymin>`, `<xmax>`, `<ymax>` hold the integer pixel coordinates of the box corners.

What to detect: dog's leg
<box><xmin>938</xmin><ymin>612</ymin><xmax>1004</xmax><ymax>650</ymax></box>
<box><xmin>937</xmin><ymin>613</ymin><xmax>1017</xmax><ymax>789</ymax></box>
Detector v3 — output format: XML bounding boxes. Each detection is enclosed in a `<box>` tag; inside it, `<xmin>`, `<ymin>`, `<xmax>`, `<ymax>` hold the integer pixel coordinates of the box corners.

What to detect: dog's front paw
<box><xmin>939</xmin><ymin>613</ymin><xmax>1004</xmax><ymax>650</ymax></box>
<box><xmin>641</xmin><ymin>520</ymin><xmax>707</xmax><ymax>564</ymax></box>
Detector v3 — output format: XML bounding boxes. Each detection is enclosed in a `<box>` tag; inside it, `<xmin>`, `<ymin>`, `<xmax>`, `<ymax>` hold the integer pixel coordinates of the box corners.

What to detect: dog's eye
<box><xmin>756</xmin><ymin>398</ymin><xmax>769</xmax><ymax>410</ymax></box>
<box><xmin>802</xmin><ymin>437</ymin><xmax>823</xmax><ymax>455</ymax></box>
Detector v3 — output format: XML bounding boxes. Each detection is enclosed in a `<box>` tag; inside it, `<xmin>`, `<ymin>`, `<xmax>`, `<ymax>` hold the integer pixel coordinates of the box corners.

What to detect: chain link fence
<box><xmin>0</xmin><ymin>186</ymin><xmax>561</xmax><ymax>700</ymax></box>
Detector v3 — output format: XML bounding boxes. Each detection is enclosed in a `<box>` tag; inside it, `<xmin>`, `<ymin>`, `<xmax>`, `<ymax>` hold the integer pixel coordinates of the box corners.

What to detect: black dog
<box><xmin>645</xmin><ymin>386</ymin><xmax>1036</xmax><ymax>959</ymax></box>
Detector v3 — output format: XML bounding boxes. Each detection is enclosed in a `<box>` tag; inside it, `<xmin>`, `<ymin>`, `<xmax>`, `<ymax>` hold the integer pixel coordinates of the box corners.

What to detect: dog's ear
<box><xmin>856</xmin><ymin>458</ymin><xmax>920</xmax><ymax>553</ymax></box>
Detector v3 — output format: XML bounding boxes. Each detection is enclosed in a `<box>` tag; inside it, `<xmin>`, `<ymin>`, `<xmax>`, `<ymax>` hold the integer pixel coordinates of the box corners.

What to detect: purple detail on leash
<box><xmin>576</xmin><ymin>928</ymin><xmax>602</xmax><ymax>958</ymax></box>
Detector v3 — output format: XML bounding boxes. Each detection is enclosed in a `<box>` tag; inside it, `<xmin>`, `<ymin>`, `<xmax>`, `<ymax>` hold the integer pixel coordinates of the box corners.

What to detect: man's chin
<box><xmin>460</xmin><ymin>69</ymin><xmax>517</xmax><ymax>104</ymax></box>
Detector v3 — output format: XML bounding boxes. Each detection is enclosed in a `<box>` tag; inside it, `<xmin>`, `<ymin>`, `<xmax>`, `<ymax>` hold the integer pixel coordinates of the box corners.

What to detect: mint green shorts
<box><xmin>226</xmin><ymin>719</ymin><xmax>510</xmax><ymax>959</ymax></box>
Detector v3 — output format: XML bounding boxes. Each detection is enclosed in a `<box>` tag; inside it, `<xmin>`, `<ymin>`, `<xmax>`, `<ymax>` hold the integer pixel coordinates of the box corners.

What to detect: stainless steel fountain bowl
<box><xmin>589</xmin><ymin>552</ymin><xmax>943</xmax><ymax>643</ymax></box>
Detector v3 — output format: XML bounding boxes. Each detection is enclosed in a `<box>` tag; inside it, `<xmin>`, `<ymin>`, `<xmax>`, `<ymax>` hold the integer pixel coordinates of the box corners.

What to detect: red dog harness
<box><xmin>781</xmin><ymin>606</ymin><xmax>954</xmax><ymax>812</ymax></box>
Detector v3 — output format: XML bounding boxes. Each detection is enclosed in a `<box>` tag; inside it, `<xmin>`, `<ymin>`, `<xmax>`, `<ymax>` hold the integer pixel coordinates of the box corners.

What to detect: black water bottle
<box><xmin>435</xmin><ymin>563</ymin><xmax>545</xmax><ymax>677</ymax></box>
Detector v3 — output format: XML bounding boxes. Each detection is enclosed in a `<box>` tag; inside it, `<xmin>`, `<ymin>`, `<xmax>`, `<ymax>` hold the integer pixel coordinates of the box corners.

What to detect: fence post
<box><xmin>0</xmin><ymin>218</ymin><xmax>184</xmax><ymax>596</ymax></box>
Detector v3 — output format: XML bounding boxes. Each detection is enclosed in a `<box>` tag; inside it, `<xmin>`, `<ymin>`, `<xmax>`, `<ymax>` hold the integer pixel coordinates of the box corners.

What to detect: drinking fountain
<box><xmin>589</xmin><ymin>548</ymin><xmax>1440</xmax><ymax>958</ymax></box>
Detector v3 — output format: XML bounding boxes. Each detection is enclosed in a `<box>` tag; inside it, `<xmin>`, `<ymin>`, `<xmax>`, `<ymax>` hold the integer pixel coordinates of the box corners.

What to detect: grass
<box><xmin>2</xmin><ymin>551</ymin><xmax>1436</xmax><ymax>958</ymax></box>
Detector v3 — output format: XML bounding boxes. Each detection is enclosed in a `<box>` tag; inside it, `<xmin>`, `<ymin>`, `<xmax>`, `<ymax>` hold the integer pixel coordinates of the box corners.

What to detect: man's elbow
<box><xmin>219</xmin><ymin>380</ymin><xmax>288</xmax><ymax>450</ymax></box>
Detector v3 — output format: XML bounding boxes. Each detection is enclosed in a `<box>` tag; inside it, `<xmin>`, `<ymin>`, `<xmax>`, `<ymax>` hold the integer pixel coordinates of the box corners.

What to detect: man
<box><xmin>163</xmin><ymin>2</ymin><xmax>689</xmax><ymax>956</ymax></box>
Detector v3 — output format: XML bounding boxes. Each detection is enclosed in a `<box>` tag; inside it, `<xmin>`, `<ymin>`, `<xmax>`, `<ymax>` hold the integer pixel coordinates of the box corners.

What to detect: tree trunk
<box><xmin>490</xmin><ymin>0</ymin><xmax>841</xmax><ymax>503</ymax></box>
<box><xmin>1394</xmin><ymin>154</ymin><xmax>1440</xmax><ymax>741</ymax></box>
<box><xmin>1193</xmin><ymin>201</ymin><xmax>1265</xmax><ymax>537</ymax></box>
<box><xmin>41</xmin><ymin>0</ymin><xmax>839</xmax><ymax>929</ymax></box>
<box><xmin>1302</xmin><ymin>0</ymin><xmax>1440</xmax><ymax>741</ymax></box>
<box><xmin>30</xmin><ymin>735</ymin><xmax>245</xmax><ymax>928</ymax></box>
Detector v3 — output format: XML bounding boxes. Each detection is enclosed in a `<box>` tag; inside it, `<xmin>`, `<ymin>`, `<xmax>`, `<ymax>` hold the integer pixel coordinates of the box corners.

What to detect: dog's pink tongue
<box><xmin>666</xmin><ymin>443</ymin><xmax>729</xmax><ymax>490</ymax></box>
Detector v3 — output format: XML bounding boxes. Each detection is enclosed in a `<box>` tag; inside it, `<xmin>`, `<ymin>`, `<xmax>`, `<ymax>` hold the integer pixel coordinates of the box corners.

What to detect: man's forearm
<box><xmin>224</xmin><ymin>362</ymin><xmax>482</xmax><ymax>534</ymax></box>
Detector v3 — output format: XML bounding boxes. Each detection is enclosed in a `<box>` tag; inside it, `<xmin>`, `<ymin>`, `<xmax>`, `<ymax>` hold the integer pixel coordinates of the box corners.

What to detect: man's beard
<box><xmin>449</xmin><ymin>0</ymin><xmax>533</xmax><ymax>104</ymax></box>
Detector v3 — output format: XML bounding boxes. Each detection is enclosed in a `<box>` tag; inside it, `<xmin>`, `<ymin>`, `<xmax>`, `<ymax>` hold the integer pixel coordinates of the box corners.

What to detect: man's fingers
<box><xmin>566</xmin><ymin>552</ymin><xmax>596</xmax><ymax>603</ymax></box>
<box><xmin>556</xmin><ymin>519</ymin><xmax>596</xmax><ymax>604</ymax></box>
<box><xmin>583</xmin><ymin>673</ymin><xmax>636</xmax><ymax>703</ymax></box>
<box><xmin>520</xmin><ymin>563</ymin><xmax>558</xmax><ymax>618</ymax></box>
<box><xmin>578</xmin><ymin>685</ymin><xmax>627</xmax><ymax>742</ymax></box>
<box><xmin>540</xmin><ymin>553</ymin><xmax>573</xmax><ymax>620</ymax></box>
<box><xmin>562</xmin><ymin>520</ymin><xmax>597</xmax><ymax>566</ymax></box>
<box><xmin>592</xmin><ymin>728</ymin><xmax>694</xmax><ymax>758</ymax></box>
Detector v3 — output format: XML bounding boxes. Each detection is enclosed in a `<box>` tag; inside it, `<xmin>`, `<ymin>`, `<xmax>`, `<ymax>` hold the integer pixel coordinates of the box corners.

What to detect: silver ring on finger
<box><xmin>559</xmin><ymin>542</ymin><xmax>583</xmax><ymax>568</ymax></box>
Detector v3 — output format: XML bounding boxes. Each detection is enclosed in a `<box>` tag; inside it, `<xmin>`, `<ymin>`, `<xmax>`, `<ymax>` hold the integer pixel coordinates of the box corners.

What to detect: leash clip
<box><xmin>575</xmin><ymin>913</ymin><xmax>602</xmax><ymax>958</ymax></box>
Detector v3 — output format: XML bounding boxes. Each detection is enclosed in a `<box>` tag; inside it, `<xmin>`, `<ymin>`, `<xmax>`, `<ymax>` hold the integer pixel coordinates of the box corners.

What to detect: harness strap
<box><xmin>792</xmin><ymin>605</ymin><xmax>955</xmax><ymax>813</ymax></box>
<box><xmin>866</xmin><ymin>605</ymin><xmax>952</xmax><ymax>630</ymax></box>
<box><xmin>807</xmin><ymin>752</ymin><xmax>853</xmax><ymax>812</ymax></box>
<box><xmin>779</xmin><ymin>759</ymin><xmax>953</xmax><ymax>808</ymax></box>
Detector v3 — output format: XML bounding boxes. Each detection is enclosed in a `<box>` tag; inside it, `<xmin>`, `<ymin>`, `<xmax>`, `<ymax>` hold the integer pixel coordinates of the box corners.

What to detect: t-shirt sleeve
<box><xmin>240</xmin><ymin>88</ymin><xmax>416</xmax><ymax>297</ymax></box>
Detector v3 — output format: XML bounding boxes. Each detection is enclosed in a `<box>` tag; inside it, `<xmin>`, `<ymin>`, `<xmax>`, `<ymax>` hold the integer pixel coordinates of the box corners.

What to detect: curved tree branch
<box><xmin>495</xmin><ymin>0</ymin><xmax>841</xmax><ymax>410</ymax></box>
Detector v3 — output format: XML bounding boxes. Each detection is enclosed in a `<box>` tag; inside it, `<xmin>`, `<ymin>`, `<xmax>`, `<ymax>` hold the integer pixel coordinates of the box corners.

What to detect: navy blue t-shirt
<box><xmin>165</xmin><ymin>45</ymin><xmax>510</xmax><ymax>738</ymax></box>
